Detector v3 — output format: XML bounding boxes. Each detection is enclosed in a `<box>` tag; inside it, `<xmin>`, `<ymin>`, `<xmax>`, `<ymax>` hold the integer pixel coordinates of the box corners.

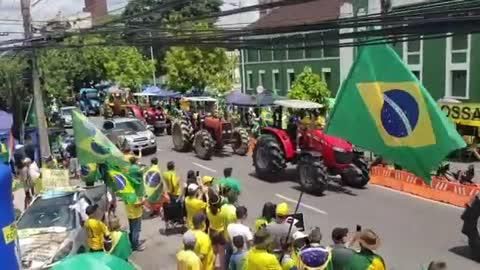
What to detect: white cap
<box><xmin>293</xmin><ymin>231</ymin><xmax>308</xmax><ymax>240</ymax></box>
<box><xmin>187</xmin><ymin>183</ymin><xmax>199</xmax><ymax>193</ymax></box>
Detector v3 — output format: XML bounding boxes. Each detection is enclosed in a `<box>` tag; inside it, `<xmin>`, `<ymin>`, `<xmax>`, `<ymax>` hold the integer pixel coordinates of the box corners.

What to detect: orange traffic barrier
<box><xmin>370</xmin><ymin>166</ymin><xmax>480</xmax><ymax>208</ymax></box>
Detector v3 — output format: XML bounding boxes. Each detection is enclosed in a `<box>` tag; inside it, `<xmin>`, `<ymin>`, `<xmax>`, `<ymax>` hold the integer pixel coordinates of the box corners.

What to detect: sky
<box><xmin>0</xmin><ymin>0</ymin><xmax>259</xmax><ymax>42</ymax></box>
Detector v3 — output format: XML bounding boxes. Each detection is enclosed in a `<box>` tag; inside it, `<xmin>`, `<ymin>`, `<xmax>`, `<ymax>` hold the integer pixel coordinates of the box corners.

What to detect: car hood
<box><xmin>18</xmin><ymin>228</ymin><xmax>69</xmax><ymax>269</ymax></box>
<box><xmin>123</xmin><ymin>130</ymin><xmax>152</xmax><ymax>139</ymax></box>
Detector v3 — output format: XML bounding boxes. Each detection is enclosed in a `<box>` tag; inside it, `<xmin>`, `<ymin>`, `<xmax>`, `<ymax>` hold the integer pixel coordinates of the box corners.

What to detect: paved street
<box><xmin>125</xmin><ymin>135</ymin><xmax>477</xmax><ymax>270</ymax></box>
<box><xmin>12</xmin><ymin>120</ymin><xmax>479</xmax><ymax>270</ymax></box>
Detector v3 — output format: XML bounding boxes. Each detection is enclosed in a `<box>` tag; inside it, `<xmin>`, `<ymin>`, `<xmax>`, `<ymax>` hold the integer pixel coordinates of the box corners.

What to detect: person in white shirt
<box><xmin>227</xmin><ymin>206</ymin><xmax>253</xmax><ymax>247</ymax></box>
<box><xmin>19</xmin><ymin>158</ymin><xmax>40</xmax><ymax>209</ymax></box>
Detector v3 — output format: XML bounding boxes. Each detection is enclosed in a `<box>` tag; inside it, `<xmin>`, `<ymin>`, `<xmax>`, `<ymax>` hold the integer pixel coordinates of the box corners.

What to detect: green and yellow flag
<box><xmin>72</xmin><ymin>110</ymin><xmax>129</xmax><ymax>168</ymax></box>
<box><xmin>325</xmin><ymin>44</ymin><xmax>466</xmax><ymax>183</ymax></box>
<box><xmin>143</xmin><ymin>166</ymin><xmax>163</xmax><ymax>204</ymax></box>
<box><xmin>107</xmin><ymin>168</ymin><xmax>140</xmax><ymax>204</ymax></box>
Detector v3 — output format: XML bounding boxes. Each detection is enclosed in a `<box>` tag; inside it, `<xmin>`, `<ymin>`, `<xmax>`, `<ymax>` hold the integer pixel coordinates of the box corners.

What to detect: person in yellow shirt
<box><xmin>84</xmin><ymin>204</ymin><xmax>111</xmax><ymax>252</ymax></box>
<box><xmin>190</xmin><ymin>213</ymin><xmax>215</xmax><ymax>270</ymax></box>
<box><xmin>206</xmin><ymin>193</ymin><xmax>226</xmax><ymax>268</ymax></box>
<box><xmin>177</xmin><ymin>231</ymin><xmax>203</xmax><ymax>270</ymax></box>
<box><xmin>163</xmin><ymin>161</ymin><xmax>182</xmax><ymax>201</ymax></box>
<box><xmin>125</xmin><ymin>197</ymin><xmax>145</xmax><ymax>251</ymax></box>
<box><xmin>243</xmin><ymin>228</ymin><xmax>281</xmax><ymax>270</ymax></box>
<box><xmin>185</xmin><ymin>184</ymin><xmax>207</xmax><ymax>230</ymax></box>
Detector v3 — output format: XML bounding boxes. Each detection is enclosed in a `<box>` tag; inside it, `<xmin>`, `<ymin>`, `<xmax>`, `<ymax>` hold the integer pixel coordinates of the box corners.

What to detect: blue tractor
<box><xmin>79</xmin><ymin>88</ymin><xmax>101</xmax><ymax>116</ymax></box>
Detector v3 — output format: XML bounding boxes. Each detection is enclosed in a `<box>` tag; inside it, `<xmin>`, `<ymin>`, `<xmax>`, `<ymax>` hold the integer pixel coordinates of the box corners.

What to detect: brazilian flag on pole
<box><xmin>72</xmin><ymin>110</ymin><xmax>129</xmax><ymax>168</ymax></box>
<box><xmin>143</xmin><ymin>166</ymin><xmax>163</xmax><ymax>204</ymax></box>
<box><xmin>325</xmin><ymin>44</ymin><xmax>466</xmax><ymax>184</ymax></box>
<box><xmin>107</xmin><ymin>168</ymin><xmax>140</xmax><ymax>204</ymax></box>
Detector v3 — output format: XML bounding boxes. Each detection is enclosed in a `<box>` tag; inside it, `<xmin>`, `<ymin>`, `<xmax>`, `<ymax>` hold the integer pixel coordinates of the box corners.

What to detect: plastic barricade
<box><xmin>370</xmin><ymin>166</ymin><xmax>480</xmax><ymax>208</ymax></box>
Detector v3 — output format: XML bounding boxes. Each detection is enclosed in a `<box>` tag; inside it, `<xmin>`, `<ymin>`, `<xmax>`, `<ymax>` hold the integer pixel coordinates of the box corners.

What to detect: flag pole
<box><xmin>281</xmin><ymin>190</ymin><xmax>304</xmax><ymax>262</ymax></box>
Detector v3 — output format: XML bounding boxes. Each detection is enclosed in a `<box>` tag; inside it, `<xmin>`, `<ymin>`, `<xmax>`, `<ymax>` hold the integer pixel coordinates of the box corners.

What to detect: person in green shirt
<box><xmin>105</xmin><ymin>218</ymin><xmax>132</xmax><ymax>261</ymax></box>
<box><xmin>344</xmin><ymin>229</ymin><xmax>386</xmax><ymax>270</ymax></box>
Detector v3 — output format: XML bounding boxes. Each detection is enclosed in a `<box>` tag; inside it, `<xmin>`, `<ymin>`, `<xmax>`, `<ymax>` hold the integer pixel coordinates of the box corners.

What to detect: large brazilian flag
<box><xmin>72</xmin><ymin>110</ymin><xmax>129</xmax><ymax>168</ymax></box>
<box><xmin>325</xmin><ymin>44</ymin><xmax>466</xmax><ymax>183</ymax></box>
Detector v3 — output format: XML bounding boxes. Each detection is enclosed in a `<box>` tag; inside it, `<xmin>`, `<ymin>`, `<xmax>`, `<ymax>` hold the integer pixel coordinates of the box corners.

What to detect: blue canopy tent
<box><xmin>141</xmin><ymin>86</ymin><xmax>180</xmax><ymax>98</ymax></box>
<box><xmin>229</xmin><ymin>90</ymin><xmax>281</xmax><ymax>107</ymax></box>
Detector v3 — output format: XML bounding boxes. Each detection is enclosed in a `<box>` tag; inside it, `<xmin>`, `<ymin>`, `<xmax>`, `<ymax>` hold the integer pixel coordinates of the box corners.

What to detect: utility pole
<box><xmin>149</xmin><ymin>32</ymin><xmax>157</xmax><ymax>86</ymax></box>
<box><xmin>21</xmin><ymin>0</ymin><xmax>51</xmax><ymax>158</ymax></box>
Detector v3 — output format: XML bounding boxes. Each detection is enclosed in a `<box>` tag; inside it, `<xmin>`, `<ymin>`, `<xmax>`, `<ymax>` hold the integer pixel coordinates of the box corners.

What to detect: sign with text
<box><xmin>41</xmin><ymin>169</ymin><xmax>70</xmax><ymax>190</ymax></box>
<box><xmin>438</xmin><ymin>102</ymin><xmax>480</xmax><ymax>127</ymax></box>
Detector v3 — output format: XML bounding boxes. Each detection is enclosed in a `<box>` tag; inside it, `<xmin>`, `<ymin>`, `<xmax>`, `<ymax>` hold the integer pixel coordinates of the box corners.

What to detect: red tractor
<box><xmin>253</xmin><ymin>99</ymin><xmax>369</xmax><ymax>194</ymax></box>
<box><xmin>133</xmin><ymin>93</ymin><xmax>170</xmax><ymax>136</ymax></box>
<box><xmin>171</xmin><ymin>97</ymin><xmax>249</xmax><ymax>160</ymax></box>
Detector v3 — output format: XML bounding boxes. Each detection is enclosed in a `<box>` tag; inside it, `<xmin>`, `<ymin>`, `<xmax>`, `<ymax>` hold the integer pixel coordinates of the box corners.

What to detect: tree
<box><xmin>122</xmin><ymin>0</ymin><xmax>223</xmax><ymax>75</ymax></box>
<box><xmin>288</xmin><ymin>66</ymin><xmax>331</xmax><ymax>108</ymax></box>
<box><xmin>164</xmin><ymin>46</ymin><xmax>235</xmax><ymax>93</ymax></box>
<box><xmin>0</xmin><ymin>55</ymin><xmax>28</xmax><ymax>138</ymax></box>
<box><xmin>37</xmin><ymin>35</ymin><xmax>155</xmax><ymax>102</ymax></box>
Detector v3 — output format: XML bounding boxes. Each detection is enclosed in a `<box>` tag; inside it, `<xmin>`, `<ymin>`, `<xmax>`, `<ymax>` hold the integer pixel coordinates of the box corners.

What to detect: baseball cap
<box><xmin>85</xmin><ymin>204</ymin><xmax>99</xmax><ymax>216</ymax></box>
<box><xmin>202</xmin><ymin>176</ymin><xmax>214</xmax><ymax>185</ymax></box>
<box><xmin>187</xmin><ymin>183</ymin><xmax>199</xmax><ymax>193</ymax></box>
<box><xmin>331</xmin><ymin>227</ymin><xmax>349</xmax><ymax>241</ymax></box>
<box><xmin>276</xmin><ymin>202</ymin><xmax>290</xmax><ymax>216</ymax></box>
<box><xmin>293</xmin><ymin>231</ymin><xmax>308</xmax><ymax>241</ymax></box>
<box><xmin>183</xmin><ymin>231</ymin><xmax>196</xmax><ymax>246</ymax></box>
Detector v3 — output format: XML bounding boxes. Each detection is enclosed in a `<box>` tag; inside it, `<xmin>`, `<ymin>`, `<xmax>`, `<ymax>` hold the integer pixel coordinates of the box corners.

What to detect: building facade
<box><xmin>240</xmin><ymin>0</ymin><xmax>480</xmax><ymax>102</ymax></box>
<box><xmin>240</xmin><ymin>0</ymin><xmax>341</xmax><ymax>95</ymax></box>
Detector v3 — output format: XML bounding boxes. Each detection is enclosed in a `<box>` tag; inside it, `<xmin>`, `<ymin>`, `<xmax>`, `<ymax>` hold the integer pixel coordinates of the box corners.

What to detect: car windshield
<box><xmin>84</xmin><ymin>91</ymin><xmax>98</xmax><ymax>99</ymax></box>
<box><xmin>17</xmin><ymin>194</ymin><xmax>75</xmax><ymax>230</ymax></box>
<box><xmin>115</xmin><ymin>120</ymin><xmax>146</xmax><ymax>132</ymax></box>
<box><xmin>61</xmin><ymin>108</ymin><xmax>73</xmax><ymax>116</ymax></box>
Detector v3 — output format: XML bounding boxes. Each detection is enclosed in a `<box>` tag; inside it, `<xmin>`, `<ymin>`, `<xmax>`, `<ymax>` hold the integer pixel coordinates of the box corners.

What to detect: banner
<box><xmin>438</xmin><ymin>102</ymin><xmax>480</xmax><ymax>127</ymax></box>
<box><xmin>41</xmin><ymin>169</ymin><xmax>70</xmax><ymax>190</ymax></box>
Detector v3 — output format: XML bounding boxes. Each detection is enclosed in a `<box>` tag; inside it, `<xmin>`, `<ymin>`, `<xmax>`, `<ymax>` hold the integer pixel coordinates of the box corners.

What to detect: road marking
<box><xmin>372</xmin><ymin>185</ymin><xmax>463</xmax><ymax>210</ymax></box>
<box><xmin>275</xmin><ymin>193</ymin><xmax>328</xmax><ymax>215</ymax></box>
<box><xmin>130</xmin><ymin>260</ymin><xmax>142</xmax><ymax>270</ymax></box>
<box><xmin>192</xmin><ymin>162</ymin><xmax>217</xmax><ymax>173</ymax></box>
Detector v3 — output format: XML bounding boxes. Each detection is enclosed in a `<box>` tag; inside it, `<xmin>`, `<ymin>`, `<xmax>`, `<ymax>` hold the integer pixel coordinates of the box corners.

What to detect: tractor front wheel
<box><xmin>461</xmin><ymin>194</ymin><xmax>480</xmax><ymax>260</ymax></box>
<box><xmin>298</xmin><ymin>155</ymin><xmax>328</xmax><ymax>195</ymax></box>
<box><xmin>253</xmin><ymin>135</ymin><xmax>286</xmax><ymax>179</ymax></box>
<box><xmin>172</xmin><ymin>119</ymin><xmax>192</xmax><ymax>152</ymax></box>
<box><xmin>343</xmin><ymin>156</ymin><xmax>370</xmax><ymax>188</ymax></box>
<box><xmin>232</xmin><ymin>127</ymin><xmax>249</xmax><ymax>156</ymax></box>
<box><xmin>194</xmin><ymin>129</ymin><xmax>214</xmax><ymax>160</ymax></box>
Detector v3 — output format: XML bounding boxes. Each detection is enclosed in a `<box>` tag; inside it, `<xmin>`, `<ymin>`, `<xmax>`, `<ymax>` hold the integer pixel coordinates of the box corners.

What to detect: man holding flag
<box><xmin>143</xmin><ymin>157</ymin><xmax>165</xmax><ymax>217</ymax></box>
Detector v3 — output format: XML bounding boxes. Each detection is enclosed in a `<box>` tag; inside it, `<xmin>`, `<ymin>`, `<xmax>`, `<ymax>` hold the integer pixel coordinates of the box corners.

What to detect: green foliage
<box><xmin>38</xmin><ymin>35</ymin><xmax>155</xmax><ymax>99</ymax></box>
<box><xmin>164</xmin><ymin>46</ymin><xmax>235</xmax><ymax>93</ymax></box>
<box><xmin>122</xmin><ymin>0</ymin><xmax>222</xmax><ymax>75</ymax></box>
<box><xmin>0</xmin><ymin>55</ymin><xmax>27</xmax><ymax>103</ymax></box>
<box><xmin>288</xmin><ymin>66</ymin><xmax>331</xmax><ymax>108</ymax></box>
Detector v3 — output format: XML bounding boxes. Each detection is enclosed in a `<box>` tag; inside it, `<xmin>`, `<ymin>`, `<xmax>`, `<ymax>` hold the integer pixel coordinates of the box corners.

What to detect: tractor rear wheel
<box><xmin>346</xmin><ymin>156</ymin><xmax>370</xmax><ymax>188</ymax></box>
<box><xmin>194</xmin><ymin>129</ymin><xmax>214</xmax><ymax>160</ymax></box>
<box><xmin>461</xmin><ymin>194</ymin><xmax>480</xmax><ymax>260</ymax></box>
<box><xmin>253</xmin><ymin>135</ymin><xmax>286</xmax><ymax>179</ymax></box>
<box><xmin>172</xmin><ymin>119</ymin><xmax>192</xmax><ymax>152</ymax></box>
<box><xmin>166</xmin><ymin>121</ymin><xmax>172</xmax><ymax>135</ymax></box>
<box><xmin>232</xmin><ymin>127</ymin><xmax>249</xmax><ymax>156</ymax></box>
<box><xmin>298</xmin><ymin>155</ymin><xmax>328</xmax><ymax>195</ymax></box>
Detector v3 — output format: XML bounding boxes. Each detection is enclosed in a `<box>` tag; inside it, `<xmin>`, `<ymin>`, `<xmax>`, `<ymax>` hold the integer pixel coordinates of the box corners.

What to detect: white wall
<box><xmin>217</xmin><ymin>0</ymin><xmax>260</xmax><ymax>28</ymax></box>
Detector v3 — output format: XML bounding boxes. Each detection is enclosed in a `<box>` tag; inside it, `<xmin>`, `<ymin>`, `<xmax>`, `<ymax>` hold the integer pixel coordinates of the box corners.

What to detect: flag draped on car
<box><xmin>325</xmin><ymin>44</ymin><xmax>465</xmax><ymax>184</ymax></box>
<box><xmin>72</xmin><ymin>110</ymin><xmax>129</xmax><ymax>168</ymax></box>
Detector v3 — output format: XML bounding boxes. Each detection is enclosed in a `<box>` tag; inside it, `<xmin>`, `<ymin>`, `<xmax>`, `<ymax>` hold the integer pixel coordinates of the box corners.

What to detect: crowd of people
<box><xmin>79</xmin><ymin>156</ymin><xmax>449</xmax><ymax>270</ymax></box>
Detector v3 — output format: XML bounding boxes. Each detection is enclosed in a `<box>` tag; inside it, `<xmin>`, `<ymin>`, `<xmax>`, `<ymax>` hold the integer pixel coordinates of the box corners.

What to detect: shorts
<box><xmin>209</xmin><ymin>229</ymin><xmax>226</xmax><ymax>245</ymax></box>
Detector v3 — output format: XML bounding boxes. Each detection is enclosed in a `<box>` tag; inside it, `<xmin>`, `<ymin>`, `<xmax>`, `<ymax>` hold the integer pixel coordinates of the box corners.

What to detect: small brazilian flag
<box><xmin>325</xmin><ymin>44</ymin><xmax>466</xmax><ymax>184</ymax></box>
<box><xmin>108</xmin><ymin>168</ymin><xmax>140</xmax><ymax>204</ymax></box>
<box><xmin>143</xmin><ymin>166</ymin><xmax>163</xmax><ymax>204</ymax></box>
